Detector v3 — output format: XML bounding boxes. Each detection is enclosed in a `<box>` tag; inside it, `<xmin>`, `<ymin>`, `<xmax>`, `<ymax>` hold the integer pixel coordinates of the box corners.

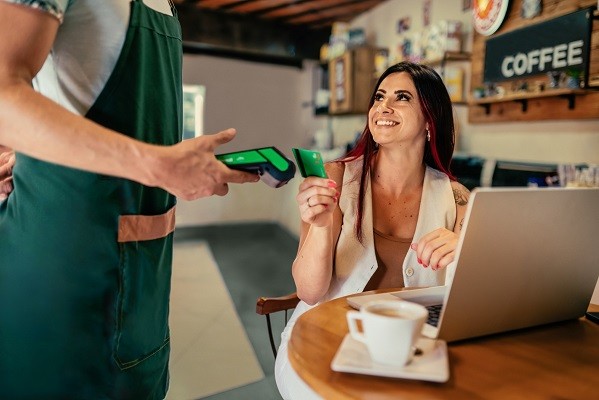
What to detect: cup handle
<box><xmin>346</xmin><ymin>311</ymin><xmax>366</xmax><ymax>344</ymax></box>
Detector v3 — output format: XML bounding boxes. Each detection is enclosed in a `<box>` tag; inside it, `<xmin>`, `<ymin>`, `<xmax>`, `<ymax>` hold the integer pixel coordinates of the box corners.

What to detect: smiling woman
<box><xmin>273</xmin><ymin>61</ymin><xmax>471</xmax><ymax>400</ymax></box>
<box><xmin>369</xmin><ymin>74</ymin><xmax>428</xmax><ymax>150</ymax></box>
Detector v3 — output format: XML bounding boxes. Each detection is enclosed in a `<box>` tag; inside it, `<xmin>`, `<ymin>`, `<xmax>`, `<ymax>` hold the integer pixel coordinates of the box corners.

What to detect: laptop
<box><xmin>347</xmin><ymin>187</ymin><xmax>599</xmax><ymax>342</ymax></box>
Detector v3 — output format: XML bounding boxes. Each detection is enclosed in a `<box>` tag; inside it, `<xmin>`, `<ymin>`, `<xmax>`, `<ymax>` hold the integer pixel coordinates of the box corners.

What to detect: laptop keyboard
<box><xmin>426</xmin><ymin>304</ymin><xmax>443</xmax><ymax>327</ymax></box>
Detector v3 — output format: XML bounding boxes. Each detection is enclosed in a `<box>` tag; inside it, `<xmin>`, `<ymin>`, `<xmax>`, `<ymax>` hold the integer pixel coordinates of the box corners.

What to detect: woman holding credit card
<box><xmin>275</xmin><ymin>62</ymin><xmax>471</xmax><ymax>399</ymax></box>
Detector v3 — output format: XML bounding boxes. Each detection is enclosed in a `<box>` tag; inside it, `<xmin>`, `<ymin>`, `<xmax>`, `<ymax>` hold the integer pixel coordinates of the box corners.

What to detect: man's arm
<box><xmin>0</xmin><ymin>3</ymin><xmax>257</xmax><ymax>200</ymax></box>
<box><xmin>0</xmin><ymin>149</ymin><xmax>14</xmax><ymax>200</ymax></box>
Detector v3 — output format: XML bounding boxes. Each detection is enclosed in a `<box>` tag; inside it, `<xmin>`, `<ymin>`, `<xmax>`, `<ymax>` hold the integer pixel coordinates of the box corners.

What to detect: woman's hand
<box><xmin>0</xmin><ymin>149</ymin><xmax>15</xmax><ymax>201</ymax></box>
<box><xmin>410</xmin><ymin>228</ymin><xmax>459</xmax><ymax>271</ymax></box>
<box><xmin>296</xmin><ymin>176</ymin><xmax>338</xmax><ymax>227</ymax></box>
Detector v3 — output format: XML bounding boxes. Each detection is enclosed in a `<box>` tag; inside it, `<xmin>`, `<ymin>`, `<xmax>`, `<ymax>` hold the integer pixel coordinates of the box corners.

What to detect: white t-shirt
<box><xmin>4</xmin><ymin>0</ymin><xmax>172</xmax><ymax>115</ymax></box>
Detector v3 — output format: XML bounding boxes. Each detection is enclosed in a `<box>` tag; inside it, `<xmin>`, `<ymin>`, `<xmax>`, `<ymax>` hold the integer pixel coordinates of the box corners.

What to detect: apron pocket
<box><xmin>113</xmin><ymin>207</ymin><xmax>175</xmax><ymax>370</ymax></box>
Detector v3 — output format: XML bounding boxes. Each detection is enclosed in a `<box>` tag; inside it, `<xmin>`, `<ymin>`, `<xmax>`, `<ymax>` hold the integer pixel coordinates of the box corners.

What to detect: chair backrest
<box><xmin>256</xmin><ymin>293</ymin><xmax>300</xmax><ymax>358</ymax></box>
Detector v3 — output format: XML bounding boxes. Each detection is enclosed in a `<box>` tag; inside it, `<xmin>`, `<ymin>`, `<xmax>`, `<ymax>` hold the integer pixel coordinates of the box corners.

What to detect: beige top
<box><xmin>322</xmin><ymin>158</ymin><xmax>456</xmax><ymax>302</ymax></box>
<box><xmin>278</xmin><ymin>157</ymin><xmax>456</xmax><ymax>356</ymax></box>
<box><xmin>364</xmin><ymin>229</ymin><xmax>412</xmax><ymax>291</ymax></box>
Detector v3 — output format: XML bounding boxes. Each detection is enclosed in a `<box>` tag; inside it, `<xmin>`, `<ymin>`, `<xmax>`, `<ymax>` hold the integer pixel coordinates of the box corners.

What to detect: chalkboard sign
<box><xmin>483</xmin><ymin>8</ymin><xmax>592</xmax><ymax>83</ymax></box>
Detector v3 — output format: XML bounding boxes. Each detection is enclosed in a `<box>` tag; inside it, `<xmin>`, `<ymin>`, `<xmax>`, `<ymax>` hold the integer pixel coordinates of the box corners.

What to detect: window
<box><xmin>182</xmin><ymin>85</ymin><xmax>205</xmax><ymax>140</ymax></box>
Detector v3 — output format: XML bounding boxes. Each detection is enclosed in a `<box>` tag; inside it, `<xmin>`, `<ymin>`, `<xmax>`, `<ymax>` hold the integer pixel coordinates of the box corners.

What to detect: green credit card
<box><xmin>292</xmin><ymin>148</ymin><xmax>327</xmax><ymax>178</ymax></box>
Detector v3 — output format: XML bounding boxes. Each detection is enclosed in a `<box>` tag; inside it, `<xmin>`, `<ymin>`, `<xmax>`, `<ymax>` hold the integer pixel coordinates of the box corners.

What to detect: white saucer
<box><xmin>330</xmin><ymin>335</ymin><xmax>449</xmax><ymax>382</ymax></box>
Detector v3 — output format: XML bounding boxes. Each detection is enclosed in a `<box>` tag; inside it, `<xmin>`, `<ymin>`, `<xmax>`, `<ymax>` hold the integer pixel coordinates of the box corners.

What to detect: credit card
<box><xmin>292</xmin><ymin>148</ymin><xmax>327</xmax><ymax>178</ymax></box>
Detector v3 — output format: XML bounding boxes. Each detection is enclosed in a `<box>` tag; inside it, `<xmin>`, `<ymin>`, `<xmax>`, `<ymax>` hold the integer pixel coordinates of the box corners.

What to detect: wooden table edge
<box><xmin>287</xmin><ymin>288</ymin><xmax>599</xmax><ymax>399</ymax></box>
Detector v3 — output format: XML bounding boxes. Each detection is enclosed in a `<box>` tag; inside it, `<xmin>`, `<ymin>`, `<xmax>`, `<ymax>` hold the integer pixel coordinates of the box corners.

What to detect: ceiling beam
<box><xmin>177</xmin><ymin>4</ymin><xmax>330</xmax><ymax>67</ymax></box>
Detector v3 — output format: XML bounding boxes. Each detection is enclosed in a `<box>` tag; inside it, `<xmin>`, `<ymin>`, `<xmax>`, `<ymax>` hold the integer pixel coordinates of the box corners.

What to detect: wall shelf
<box><xmin>424</xmin><ymin>51</ymin><xmax>472</xmax><ymax>66</ymax></box>
<box><xmin>452</xmin><ymin>101</ymin><xmax>469</xmax><ymax>106</ymax></box>
<box><xmin>470</xmin><ymin>88</ymin><xmax>589</xmax><ymax>114</ymax></box>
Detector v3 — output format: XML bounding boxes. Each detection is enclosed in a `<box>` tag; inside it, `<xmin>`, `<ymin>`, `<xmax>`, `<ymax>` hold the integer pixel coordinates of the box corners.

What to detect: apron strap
<box><xmin>118</xmin><ymin>206</ymin><xmax>176</xmax><ymax>243</ymax></box>
<box><xmin>168</xmin><ymin>0</ymin><xmax>177</xmax><ymax>16</ymax></box>
<box><xmin>133</xmin><ymin>0</ymin><xmax>177</xmax><ymax>17</ymax></box>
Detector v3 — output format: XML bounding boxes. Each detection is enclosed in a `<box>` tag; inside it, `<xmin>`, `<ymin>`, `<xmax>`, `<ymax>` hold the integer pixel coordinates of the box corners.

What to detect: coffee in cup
<box><xmin>346</xmin><ymin>300</ymin><xmax>428</xmax><ymax>366</ymax></box>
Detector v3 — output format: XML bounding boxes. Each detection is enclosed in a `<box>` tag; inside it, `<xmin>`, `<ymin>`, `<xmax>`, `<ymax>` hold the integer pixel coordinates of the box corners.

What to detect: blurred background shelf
<box><xmin>470</xmin><ymin>88</ymin><xmax>588</xmax><ymax>114</ymax></box>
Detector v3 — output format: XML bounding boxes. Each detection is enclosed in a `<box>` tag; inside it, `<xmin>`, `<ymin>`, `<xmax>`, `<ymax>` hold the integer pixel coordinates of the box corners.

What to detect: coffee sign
<box><xmin>483</xmin><ymin>8</ymin><xmax>592</xmax><ymax>82</ymax></box>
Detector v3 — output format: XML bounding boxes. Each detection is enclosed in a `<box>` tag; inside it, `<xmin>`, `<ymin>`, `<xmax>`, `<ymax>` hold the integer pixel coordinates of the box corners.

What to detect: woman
<box><xmin>275</xmin><ymin>61</ymin><xmax>470</xmax><ymax>399</ymax></box>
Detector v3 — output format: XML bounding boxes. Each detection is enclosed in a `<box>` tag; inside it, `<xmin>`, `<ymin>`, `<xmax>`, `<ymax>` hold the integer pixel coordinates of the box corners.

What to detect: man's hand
<box><xmin>0</xmin><ymin>149</ymin><xmax>15</xmax><ymax>201</ymax></box>
<box><xmin>154</xmin><ymin>129</ymin><xmax>259</xmax><ymax>200</ymax></box>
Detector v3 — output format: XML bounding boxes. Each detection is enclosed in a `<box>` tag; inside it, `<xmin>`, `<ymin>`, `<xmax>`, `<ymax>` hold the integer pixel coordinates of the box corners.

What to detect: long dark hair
<box><xmin>343</xmin><ymin>61</ymin><xmax>456</xmax><ymax>241</ymax></box>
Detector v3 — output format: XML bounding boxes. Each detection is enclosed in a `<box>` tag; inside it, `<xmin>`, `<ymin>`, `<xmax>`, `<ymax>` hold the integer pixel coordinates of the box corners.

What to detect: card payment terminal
<box><xmin>216</xmin><ymin>146</ymin><xmax>296</xmax><ymax>188</ymax></box>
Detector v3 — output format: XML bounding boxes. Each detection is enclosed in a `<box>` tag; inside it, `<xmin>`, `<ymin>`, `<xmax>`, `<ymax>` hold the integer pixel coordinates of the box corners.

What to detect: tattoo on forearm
<box><xmin>460</xmin><ymin>218</ymin><xmax>464</xmax><ymax>230</ymax></box>
<box><xmin>453</xmin><ymin>188</ymin><xmax>468</xmax><ymax>206</ymax></box>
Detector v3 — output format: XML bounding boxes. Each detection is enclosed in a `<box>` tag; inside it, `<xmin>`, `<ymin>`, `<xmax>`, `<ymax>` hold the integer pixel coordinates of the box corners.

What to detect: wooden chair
<box><xmin>256</xmin><ymin>292</ymin><xmax>300</xmax><ymax>358</ymax></box>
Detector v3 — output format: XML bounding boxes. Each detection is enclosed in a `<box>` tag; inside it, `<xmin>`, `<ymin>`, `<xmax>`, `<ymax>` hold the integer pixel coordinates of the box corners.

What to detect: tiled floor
<box><xmin>172</xmin><ymin>223</ymin><xmax>299</xmax><ymax>400</ymax></box>
<box><xmin>167</xmin><ymin>241</ymin><xmax>264</xmax><ymax>399</ymax></box>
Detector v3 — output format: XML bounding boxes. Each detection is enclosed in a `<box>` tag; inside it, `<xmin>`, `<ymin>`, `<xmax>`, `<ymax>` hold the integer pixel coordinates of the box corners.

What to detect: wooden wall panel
<box><xmin>468</xmin><ymin>0</ymin><xmax>599</xmax><ymax>123</ymax></box>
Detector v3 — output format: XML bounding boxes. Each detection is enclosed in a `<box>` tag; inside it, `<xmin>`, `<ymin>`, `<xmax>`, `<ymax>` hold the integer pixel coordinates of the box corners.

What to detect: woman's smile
<box><xmin>375</xmin><ymin>119</ymin><xmax>399</xmax><ymax>127</ymax></box>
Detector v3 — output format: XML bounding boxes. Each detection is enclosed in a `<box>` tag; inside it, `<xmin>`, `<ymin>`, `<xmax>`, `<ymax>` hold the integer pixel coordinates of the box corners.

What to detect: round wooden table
<box><xmin>287</xmin><ymin>290</ymin><xmax>599</xmax><ymax>399</ymax></box>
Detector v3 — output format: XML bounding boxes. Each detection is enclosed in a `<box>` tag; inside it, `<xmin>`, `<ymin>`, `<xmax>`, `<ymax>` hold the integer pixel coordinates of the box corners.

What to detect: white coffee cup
<box><xmin>346</xmin><ymin>300</ymin><xmax>428</xmax><ymax>366</ymax></box>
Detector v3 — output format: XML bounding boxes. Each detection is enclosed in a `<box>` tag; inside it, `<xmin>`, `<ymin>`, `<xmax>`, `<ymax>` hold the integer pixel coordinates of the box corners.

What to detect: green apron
<box><xmin>0</xmin><ymin>1</ymin><xmax>182</xmax><ymax>398</ymax></box>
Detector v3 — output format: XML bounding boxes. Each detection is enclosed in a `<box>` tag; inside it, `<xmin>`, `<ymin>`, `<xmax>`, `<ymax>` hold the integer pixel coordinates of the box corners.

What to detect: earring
<box><xmin>426</xmin><ymin>128</ymin><xmax>431</xmax><ymax>142</ymax></box>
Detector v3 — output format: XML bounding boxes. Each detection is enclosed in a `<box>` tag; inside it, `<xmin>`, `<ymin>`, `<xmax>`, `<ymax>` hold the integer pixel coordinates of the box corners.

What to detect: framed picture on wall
<box><xmin>521</xmin><ymin>0</ymin><xmax>542</xmax><ymax>19</ymax></box>
<box><xmin>397</xmin><ymin>16</ymin><xmax>411</xmax><ymax>33</ymax></box>
<box><xmin>423</xmin><ymin>0</ymin><xmax>431</xmax><ymax>26</ymax></box>
<box><xmin>463</xmin><ymin>0</ymin><xmax>472</xmax><ymax>11</ymax></box>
